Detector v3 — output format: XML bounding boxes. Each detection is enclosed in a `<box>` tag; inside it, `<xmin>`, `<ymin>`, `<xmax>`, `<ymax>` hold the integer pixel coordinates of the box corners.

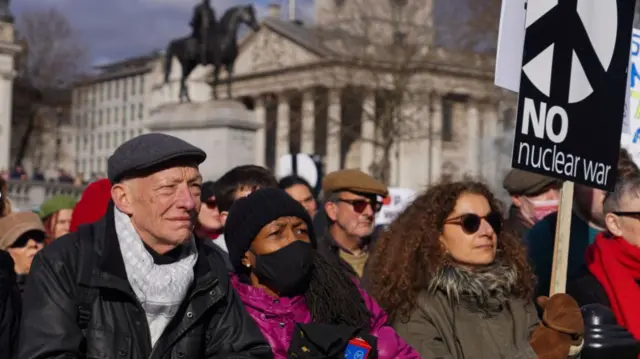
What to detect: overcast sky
<box><xmin>11</xmin><ymin>0</ymin><xmax>314</xmax><ymax>66</ymax></box>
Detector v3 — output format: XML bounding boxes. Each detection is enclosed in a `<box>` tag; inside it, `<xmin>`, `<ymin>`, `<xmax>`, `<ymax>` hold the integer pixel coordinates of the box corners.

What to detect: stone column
<box><xmin>360</xmin><ymin>92</ymin><xmax>375</xmax><ymax>173</ymax></box>
<box><xmin>466</xmin><ymin>101</ymin><xmax>480</xmax><ymax>175</ymax></box>
<box><xmin>0</xmin><ymin>22</ymin><xmax>19</xmax><ymax>173</ymax></box>
<box><xmin>275</xmin><ymin>94</ymin><xmax>290</xmax><ymax>162</ymax></box>
<box><xmin>326</xmin><ymin>89</ymin><xmax>341</xmax><ymax>172</ymax></box>
<box><xmin>483</xmin><ymin>101</ymin><xmax>502</xmax><ymax>184</ymax></box>
<box><xmin>0</xmin><ymin>70</ymin><xmax>15</xmax><ymax>172</ymax></box>
<box><xmin>301</xmin><ymin>90</ymin><xmax>315</xmax><ymax>154</ymax></box>
<box><xmin>429</xmin><ymin>94</ymin><xmax>443</xmax><ymax>183</ymax></box>
<box><xmin>253</xmin><ymin>96</ymin><xmax>266</xmax><ymax>166</ymax></box>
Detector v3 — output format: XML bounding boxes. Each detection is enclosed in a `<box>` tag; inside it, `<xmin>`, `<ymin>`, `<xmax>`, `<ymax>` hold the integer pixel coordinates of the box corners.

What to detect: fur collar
<box><xmin>428</xmin><ymin>257</ymin><xmax>518</xmax><ymax>311</ymax></box>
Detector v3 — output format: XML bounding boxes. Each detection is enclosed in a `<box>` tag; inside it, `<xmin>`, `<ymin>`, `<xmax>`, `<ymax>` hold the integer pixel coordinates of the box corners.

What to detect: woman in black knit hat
<box><xmin>224</xmin><ymin>188</ymin><xmax>419</xmax><ymax>359</ymax></box>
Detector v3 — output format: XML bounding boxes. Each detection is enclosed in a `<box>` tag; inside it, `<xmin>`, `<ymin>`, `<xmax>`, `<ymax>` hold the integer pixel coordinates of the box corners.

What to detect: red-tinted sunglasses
<box><xmin>204</xmin><ymin>200</ymin><xmax>217</xmax><ymax>208</ymax></box>
<box><xmin>337</xmin><ymin>198</ymin><xmax>383</xmax><ymax>213</ymax></box>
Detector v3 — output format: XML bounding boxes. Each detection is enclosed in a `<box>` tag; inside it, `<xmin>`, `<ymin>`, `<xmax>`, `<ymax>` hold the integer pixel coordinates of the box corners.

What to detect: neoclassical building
<box><xmin>74</xmin><ymin>0</ymin><xmax>517</xmax><ymax>190</ymax></box>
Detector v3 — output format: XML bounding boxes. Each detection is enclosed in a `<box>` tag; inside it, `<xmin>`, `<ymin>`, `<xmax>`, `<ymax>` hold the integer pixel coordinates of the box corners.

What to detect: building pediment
<box><xmin>234</xmin><ymin>20</ymin><xmax>326</xmax><ymax>77</ymax></box>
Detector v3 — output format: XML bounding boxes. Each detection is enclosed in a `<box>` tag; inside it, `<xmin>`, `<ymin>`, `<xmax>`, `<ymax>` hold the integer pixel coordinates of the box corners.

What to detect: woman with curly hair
<box><xmin>366</xmin><ymin>180</ymin><xmax>585</xmax><ymax>359</ymax></box>
<box><xmin>225</xmin><ymin>188</ymin><xmax>419</xmax><ymax>358</ymax></box>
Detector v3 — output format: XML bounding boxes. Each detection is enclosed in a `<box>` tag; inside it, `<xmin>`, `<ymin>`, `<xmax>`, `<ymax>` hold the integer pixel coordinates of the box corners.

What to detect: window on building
<box><xmin>82</xmin><ymin>159</ymin><xmax>86</xmax><ymax>173</ymax></box>
<box><xmin>130</xmin><ymin>129</ymin><xmax>135</xmax><ymax>138</ymax></box>
<box><xmin>98</xmin><ymin>134</ymin><xmax>102</xmax><ymax>150</ymax></box>
<box><xmin>132</xmin><ymin>77</ymin><xmax>136</xmax><ymax>95</ymax></box>
<box><xmin>107</xmin><ymin>82</ymin><xmax>111</xmax><ymax>100</ymax></box>
<box><xmin>106</xmin><ymin>108</ymin><xmax>111</xmax><ymax>125</ymax></box>
<box><xmin>106</xmin><ymin>133</ymin><xmax>111</xmax><ymax>149</ymax></box>
<box><xmin>140</xmin><ymin>76</ymin><xmax>144</xmax><ymax>94</ymax></box>
<box><xmin>138</xmin><ymin>104</ymin><xmax>143</xmax><ymax>119</ymax></box>
<box><xmin>114</xmin><ymin>107</ymin><xmax>119</xmax><ymax>123</ymax></box>
<box><xmin>114</xmin><ymin>131</ymin><xmax>118</xmax><ymax>147</ymax></box>
<box><xmin>123</xmin><ymin>80</ymin><xmax>128</xmax><ymax>101</ymax></box>
<box><xmin>75</xmin><ymin>136</ymin><xmax>80</xmax><ymax>153</ymax></box>
<box><xmin>138</xmin><ymin>129</ymin><xmax>143</xmax><ymax>136</ymax></box>
<box><xmin>442</xmin><ymin>99</ymin><xmax>453</xmax><ymax>142</ymax></box>
<box><xmin>98</xmin><ymin>110</ymin><xmax>103</xmax><ymax>127</ymax></box>
<box><xmin>130</xmin><ymin>104</ymin><xmax>135</xmax><ymax>122</ymax></box>
<box><xmin>115</xmin><ymin>80</ymin><xmax>120</xmax><ymax>98</ymax></box>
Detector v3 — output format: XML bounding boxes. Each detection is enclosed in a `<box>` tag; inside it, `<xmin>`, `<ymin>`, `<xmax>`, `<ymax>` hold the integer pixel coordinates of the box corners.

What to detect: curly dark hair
<box><xmin>366</xmin><ymin>180</ymin><xmax>535</xmax><ymax>322</ymax></box>
<box><xmin>305</xmin><ymin>251</ymin><xmax>372</xmax><ymax>330</ymax></box>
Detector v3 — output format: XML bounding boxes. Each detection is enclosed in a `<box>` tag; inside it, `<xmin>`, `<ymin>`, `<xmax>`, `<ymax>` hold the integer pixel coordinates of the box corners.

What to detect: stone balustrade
<box><xmin>6</xmin><ymin>180</ymin><xmax>85</xmax><ymax>211</ymax></box>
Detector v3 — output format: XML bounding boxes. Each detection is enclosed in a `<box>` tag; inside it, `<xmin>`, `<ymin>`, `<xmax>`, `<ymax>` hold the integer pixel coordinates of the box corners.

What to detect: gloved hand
<box><xmin>530</xmin><ymin>293</ymin><xmax>585</xmax><ymax>359</ymax></box>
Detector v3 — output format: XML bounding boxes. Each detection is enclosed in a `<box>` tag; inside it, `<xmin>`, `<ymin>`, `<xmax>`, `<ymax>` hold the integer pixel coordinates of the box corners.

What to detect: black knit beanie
<box><xmin>224</xmin><ymin>188</ymin><xmax>316</xmax><ymax>273</ymax></box>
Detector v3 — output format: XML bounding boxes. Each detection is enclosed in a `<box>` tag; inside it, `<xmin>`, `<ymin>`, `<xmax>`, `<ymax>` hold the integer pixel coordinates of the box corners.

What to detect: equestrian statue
<box><xmin>164</xmin><ymin>1</ymin><xmax>260</xmax><ymax>103</ymax></box>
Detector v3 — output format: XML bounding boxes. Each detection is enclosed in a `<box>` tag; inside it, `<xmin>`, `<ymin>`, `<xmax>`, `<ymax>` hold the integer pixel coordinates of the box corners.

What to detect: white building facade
<box><xmin>69</xmin><ymin>1</ymin><xmax>517</xmax><ymax>192</ymax></box>
<box><xmin>71</xmin><ymin>54</ymin><xmax>157</xmax><ymax>178</ymax></box>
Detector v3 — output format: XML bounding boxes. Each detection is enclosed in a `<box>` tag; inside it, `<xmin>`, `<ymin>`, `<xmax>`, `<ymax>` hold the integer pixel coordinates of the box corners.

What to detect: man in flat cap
<box><xmin>18</xmin><ymin>134</ymin><xmax>272</xmax><ymax>359</ymax></box>
<box><xmin>317</xmin><ymin>169</ymin><xmax>388</xmax><ymax>278</ymax></box>
<box><xmin>503</xmin><ymin>168</ymin><xmax>561</xmax><ymax>240</ymax></box>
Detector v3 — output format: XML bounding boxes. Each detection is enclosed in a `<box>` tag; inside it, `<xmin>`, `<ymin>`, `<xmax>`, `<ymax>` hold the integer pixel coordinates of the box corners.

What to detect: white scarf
<box><xmin>114</xmin><ymin>208</ymin><xmax>198</xmax><ymax>347</ymax></box>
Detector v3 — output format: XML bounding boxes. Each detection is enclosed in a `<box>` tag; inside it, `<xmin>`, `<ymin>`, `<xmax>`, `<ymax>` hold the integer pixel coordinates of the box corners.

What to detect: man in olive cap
<box><xmin>18</xmin><ymin>133</ymin><xmax>271</xmax><ymax>359</ymax></box>
<box><xmin>503</xmin><ymin>169</ymin><xmax>562</xmax><ymax>240</ymax></box>
<box><xmin>318</xmin><ymin>169</ymin><xmax>388</xmax><ymax>278</ymax></box>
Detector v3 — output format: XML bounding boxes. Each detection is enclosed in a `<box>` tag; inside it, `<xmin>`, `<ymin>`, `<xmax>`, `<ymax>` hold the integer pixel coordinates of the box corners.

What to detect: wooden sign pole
<box><xmin>549</xmin><ymin>180</ymin><xmax>575</xmax><ymax>296</ymax></box>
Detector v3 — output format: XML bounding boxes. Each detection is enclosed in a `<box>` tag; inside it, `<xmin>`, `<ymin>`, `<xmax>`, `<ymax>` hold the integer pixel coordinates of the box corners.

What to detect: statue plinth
<box><xmin>147</xmin><ymin>100</ymin><xmax>262</xmax><ymax>181</ymax></box>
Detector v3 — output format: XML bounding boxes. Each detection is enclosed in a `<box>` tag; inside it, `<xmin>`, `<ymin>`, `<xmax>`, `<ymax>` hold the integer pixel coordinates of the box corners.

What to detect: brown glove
<box><xmin>530</xmin><ymin>294</ymin><xmax>585</xmax><ymax>359</ymax></box>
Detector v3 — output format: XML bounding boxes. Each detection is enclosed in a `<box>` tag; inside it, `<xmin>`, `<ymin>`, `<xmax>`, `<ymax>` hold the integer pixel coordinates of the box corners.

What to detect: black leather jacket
<box><xmin>17</xmin><ymin>205</ymin><xmax>272</xmax><ymax>359</ymax></box>
<box><xmin>0</xmin><ymin>250</ymin><xmax>20</xmax><ymax>358</ymax></box>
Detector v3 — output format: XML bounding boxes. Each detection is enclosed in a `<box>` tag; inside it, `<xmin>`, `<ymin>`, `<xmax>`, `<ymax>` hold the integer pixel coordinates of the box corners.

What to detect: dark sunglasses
<box><xmin>444</xmin><ymin>212</ymin><xmax>503</xmax><ymax>235</ymax></box>
<box><xmin>10</xmin><ymin>230</ymin><xmax>46</xmax><ymax>248</ymax></box>
<box><xmin>338</xmin><ymin>198</ymin><xmax>383</xmax><ymax>213</ymax></box>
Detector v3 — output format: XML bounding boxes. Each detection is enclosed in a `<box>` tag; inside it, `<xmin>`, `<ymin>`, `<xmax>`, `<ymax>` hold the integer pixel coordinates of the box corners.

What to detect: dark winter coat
<box><xmin>17</xmin><ymin>205</ymin><xmax>273</xmax><ymax>359</ymax></box>
<box><xmin>0</xmin><ymin>250</ymin><xmax>21</xmax><ymax>358</ymax></box>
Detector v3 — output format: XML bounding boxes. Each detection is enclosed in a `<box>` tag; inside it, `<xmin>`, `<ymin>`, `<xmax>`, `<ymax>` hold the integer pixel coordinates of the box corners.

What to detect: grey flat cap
<box><xmin>503</xmin><ymin>169</ymin><xmax>561</xmax><ymax>196</ymax></box>
<box><xmin>108</xmin><ymin>133</ymin><xmax>206</xmax><ymax>182</ymax></box>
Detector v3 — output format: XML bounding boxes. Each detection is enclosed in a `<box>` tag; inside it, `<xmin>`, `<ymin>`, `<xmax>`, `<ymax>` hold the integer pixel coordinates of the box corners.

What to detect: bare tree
<box><xmin>438</xmin><ymin>0</ymin><xmax>502</xmax><ymax>52</ymax></box>
<box><xmin>308</xmin><ymin>0</ymin><xmax>500</xmax><ymax>184</ymax></box>
<box><xmin>11</xmin><ymin>8</ymin><xmax>88</xmax><ymax>169</ymax></box>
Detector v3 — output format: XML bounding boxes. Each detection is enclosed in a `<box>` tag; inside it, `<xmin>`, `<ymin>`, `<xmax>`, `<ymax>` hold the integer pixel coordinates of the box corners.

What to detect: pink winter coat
<box><xmin>231</xmin><ymin>274</ymin><xmax>420</xmax><ymax>359</ymax></box>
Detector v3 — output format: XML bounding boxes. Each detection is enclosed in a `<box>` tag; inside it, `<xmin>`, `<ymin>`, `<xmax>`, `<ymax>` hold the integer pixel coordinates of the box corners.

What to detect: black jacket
<box><xmin>0</xmin><ymin>250</ymin><xmax>20</xmax><ymax>358</ymax></box>
<box><xmin>567</xmin><ymin>270</ymin><xmax>612</xmax><ymax>308</ymax></box>
<box><xmin>17</xmin><ymin>205</ymin><xmax>273</xmax><ymax>359</ymax></box>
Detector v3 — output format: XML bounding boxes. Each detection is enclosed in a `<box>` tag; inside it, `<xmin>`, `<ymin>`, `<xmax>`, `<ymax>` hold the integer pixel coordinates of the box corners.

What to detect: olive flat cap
<box><xmin>503</xmin><ymin>169</ymin><xmax>562</xmax><ymax>196</ymax></box>
<box><xmin>322</xmin><ymin>169</ymin><xmax>388</xmax><ymax>197</ymax></box>
<box><xmin>108</xmin><ymin>133</ymin><xmax>207</xmax><ymax>182</ymax></box>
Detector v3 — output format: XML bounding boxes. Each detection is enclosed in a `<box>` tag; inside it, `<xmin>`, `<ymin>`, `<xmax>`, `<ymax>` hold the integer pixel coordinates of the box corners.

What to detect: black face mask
<box><xmin>251</xmin><ymin>241</ymin><xmax>314</xmax><ymax>297</ymax></box>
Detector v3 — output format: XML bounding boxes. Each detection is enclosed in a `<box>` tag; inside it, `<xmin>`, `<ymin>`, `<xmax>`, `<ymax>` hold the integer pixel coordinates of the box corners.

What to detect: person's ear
<box><xmin>220</xmin><ymin>211</ymin><xmax>229</xmax><ymax>226</ymax></box>
<box><xmin>605</xmin><ymin>213</ymin><xmax>624</xmax><ymax>237</ymax></box>
<box><xmin>241</xmin><ymin>250</ymin><xmax>252</xmax><ymax>269</ymax></box>
<box><xmin>511</xmin><ymin>196</ymin><xmax>522</xmax><ymax>208</ymax></box>
<box><xmin>325</xmin><ymin>201</ymin><xmax>338</xmax><ymax>222</ymax></box>
<box><xmin>111</xmin><ymin>181</ymin><xmax>135</xmax><ymax>215</ymax></box>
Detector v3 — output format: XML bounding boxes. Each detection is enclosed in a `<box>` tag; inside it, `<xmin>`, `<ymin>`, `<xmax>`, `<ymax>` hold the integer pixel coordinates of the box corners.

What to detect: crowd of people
<box><xmin>0</xmin><ymin>165</ymin><xmax>108</xmax><ymax>187</ymax></box>
<box><xmin>0</xmin><ymin>132</ymin><xmax>638</xmax><ymax>358</ymax></box>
